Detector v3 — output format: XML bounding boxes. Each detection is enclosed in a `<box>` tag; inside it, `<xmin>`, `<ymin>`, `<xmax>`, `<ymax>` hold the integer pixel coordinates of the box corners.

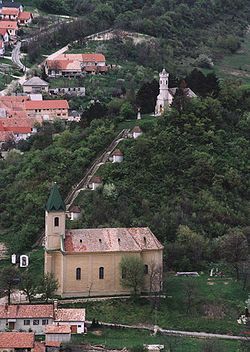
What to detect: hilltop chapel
<box><xmin>44</xmin><ymin>184</ymin><xmax>164</xmax><ymax>297</ymax></box>
<box><xmin>155</xmin><ymin>69</ymin><xmax>196</xmax><ymax>115</ymax></box>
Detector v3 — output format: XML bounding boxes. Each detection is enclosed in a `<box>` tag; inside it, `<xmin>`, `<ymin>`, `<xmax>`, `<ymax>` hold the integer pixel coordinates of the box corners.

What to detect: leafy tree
<box><xmin>217</xmin><ymin>229</ymin><xmax>248</xmax><ymax>280</ymax></box>
<box><xmin>120</xmin><ymin>102</ymin><xmax>134</xmax><ymax>120</ymax></box>
<box><xmin>136</xmin><ymin>80</ymin><xmax>159</xmax><ymax>114</ymax></box>
<box><xmin>0</xmin><ymin>267</ymin><xmax>20</xmax><ymax>304</ymax></box>
<box><xmin>120</xmin><ymin>256</ymin><xmax>144</xmax><ymax>295</ymax></box>
<box><xmin>39</xmin><ymin>273</ymin><xmax>59</xmax><ymax>302</ymax></box>
<box><xmin>20</xmin><ymin>271</ymin><xmax>38</xmax><ymax>303</ymax></box>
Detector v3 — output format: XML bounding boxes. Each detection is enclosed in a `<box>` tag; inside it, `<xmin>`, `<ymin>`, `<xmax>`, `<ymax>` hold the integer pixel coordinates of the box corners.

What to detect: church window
<box><xmin>144</xmin><ymin>264</ymin><xmax>149</xmax><ymax>275</ymax></box>
<box><xmin>54</xmin><ymin>217</ymin><xmax>59</xmax><ymax>227</ymax></box>
<box><xmin>118</xmin><ymin>238</ymin><xmax>120</xmax><ymax>244</ymax></box>
<box><xmin>99</xmin><ymin>239</ymin><xmax>102</xmax><ymax>243</ymax></box>
<box><xmin>99</xmin><ymin>267</ymin><xmax>104</xmax><ymax>279</ymax></box>
<box><xmin>80</xmin><ymin>239</ymin><xmax>82</xmax><ymax>243</ymax></box>
<box><xmin>76</xmin><ymin>267</ymin><xmax>81</xmax><ymax>280</ymax></box>
<box><xmin>143</xmin><ymin>236</ymin><xmax>147</xmax><ymax>245</ymax></box>
<box><xmin>121</xmin><ymin>267</ymin><xmax>126</xmax><ymax>279</ymax></box>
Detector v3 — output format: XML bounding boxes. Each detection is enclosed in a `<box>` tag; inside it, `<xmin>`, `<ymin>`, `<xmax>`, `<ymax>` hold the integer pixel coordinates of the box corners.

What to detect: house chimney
<box><xmin>53</xmin><ymin>299</ymin><xmax>58</xmax><ymax>311</ymax></box>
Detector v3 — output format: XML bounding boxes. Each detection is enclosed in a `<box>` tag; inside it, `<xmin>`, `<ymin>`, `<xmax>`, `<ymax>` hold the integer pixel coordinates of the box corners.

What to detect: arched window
<box><xmin>54</xmin><ymin>217</ymin><xmax>59</xmax><ymax>227</ymax></box>
<box><xmin>99</xmin><ymin>267</ymin><xmax>104</xmax><ymax>279</ymax></box>
<box><xmin>144</xmin><ymin>265</ymin><xmax>149</xmax><ymax>275</ymax></box>
<box><xmin>76</xmin><ymin>267</ymin><xmax>81</xmax><ymax>280</ymax></box>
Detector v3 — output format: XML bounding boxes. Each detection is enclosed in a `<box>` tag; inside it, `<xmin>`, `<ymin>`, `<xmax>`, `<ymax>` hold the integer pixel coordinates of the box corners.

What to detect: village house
<box><xmin>18</xmin><ymin>11</ymin><xmax>33</xmax><ymax>25</ymax></box>
<box><xmin>155</xmin><ymin>69</ymin><xmax>196</xmax><ymax>115</ymax></box>
<box><xmin>0</xmin><ymin>303</ymin><xmax>85</xmax><ymax>334</ymax></box>
<box><xmin>45</xmin><ymin>53</ymin><xmax>108</xmax><ymax>78</ymax></box>
<box><xmin>0</xmin><ymin>118</ymin><xmax>35</xmax><ymax>141</ymax></box>
<box><xmin>0</xmin><ymin>20</ymin><xmax>18</xmax><ymax>39</ymax></box>
<box><xmin>44</xmin><ymin>183</ymin><xmax>163</xmax><ymax>297</ymax></box>
<box><xmin>25</xmin><ymin>99</ymin><xmax>69</xmax><ymax>121</ymax></box>
<box><xmin>22</xmin><ymin>76</ymin><xmax>49</xmax><ymax>94</ymax></box>
<box><xmin>0</xmin><ymin>304</ymin><xmax>54</xmax><ymax>333</ymax></box>
<box><xmin>0</xmin><ymin>332</ymin><xmax>44</xmax><ymax>352</ymax></box>
<box><xmin>67</xmin><ymin>205</ymin><xmax>81</xmax><ymax>221</ymax></box>
<box><xmin>0</xmin><ymin>1</ymin><xmax>24</xmax><ymax>12</ymax></box>
<box><xmin>111</xmin><ymin>148</ymin><xmax>123</xmax><ymax>163</ymax></box>
<box><xmin>0</xmin><ymin>7</ymin><xmax>19</xmax><ymax>20</ymax></box>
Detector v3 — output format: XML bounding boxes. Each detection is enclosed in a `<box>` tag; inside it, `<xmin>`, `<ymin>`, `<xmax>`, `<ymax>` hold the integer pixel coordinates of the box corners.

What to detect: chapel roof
<box><xmin>45</xmin><ymin>183</ymin><xmax>66</xmax><ymax>212</ymax></box>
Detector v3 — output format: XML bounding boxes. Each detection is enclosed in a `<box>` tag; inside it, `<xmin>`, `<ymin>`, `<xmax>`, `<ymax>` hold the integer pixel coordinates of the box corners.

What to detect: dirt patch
<box><xmin>91</xmin><ymin>330</ymin><xmax>103</xmax><ymax>336</ymax></box>
<box><xmin>203</xmin><ymin>304</ymin><xmax>226</xmax><ymax>319</ymax></box>
<box><xmin>207</xmin><ymin>282</ymin><xmax>215</xmax><ymax>285</ymax></box>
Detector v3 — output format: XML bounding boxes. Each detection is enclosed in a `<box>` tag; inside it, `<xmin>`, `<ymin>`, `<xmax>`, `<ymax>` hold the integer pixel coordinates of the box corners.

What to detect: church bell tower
<box><xmin>45</xmin><ymin>183</ymin><xmax>66</xmax><ymax>251</ymax></box>
<box><xmin>155</xmin><ymin>69</ymin><xmax>172</xmax><ymax>115</ymax></box>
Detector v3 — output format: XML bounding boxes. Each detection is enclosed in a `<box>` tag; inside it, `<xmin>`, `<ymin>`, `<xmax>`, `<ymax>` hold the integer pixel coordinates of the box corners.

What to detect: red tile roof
<box><xmin>1</xmin><ymin>7</ymin><xmax>19</xmax><ymax>15</ymax></box>
<box><xmin>19</xmin><ymin>11</ymin><xmax>32</xmax><ymax>20</ymax></box>
<box><xmin>64</xmin><ymin>227</ymin><xmax>164</xmax><ymax>253</ymax></box>
<box><xmin>25</xmin><ymin>100</ymin><xmax>69</xmax><ymax>110</ymax></box>
<box><xmin>0</xmin><ymin>20</ymin><xmax>18</xmax><ymax>29</ymax></box>
<box><xmin>55</xmin><ymin>308</ymin><xmax>85</xmax><ymax>322</ymax></box>
<box><xmin>45</xmin><ymin>325</ymin><xmax>71</xmax><ymax>334</ymax></box>
<box><xmin>0</xmin><ymin>118</ymin><xmax>32</xmax><ymax>133</ymax></box>
<box><xmin>55</xmin><ymin>53</ymin><xmax>105</xmax><ymax>62</ymax></box>
<box><xmin>0</xmin><ymin>332</ymin><xmax>34</xmax><ymax>348</ymax></box>
<box><xmin>68</xmin><ymin>205</ymin><xmax>81</xmax><ymax>213</ymax></box>
<box><xmin>0</xmin><ymin>304</ymin><xmax>54</xmax><ymax>319</ymax></box>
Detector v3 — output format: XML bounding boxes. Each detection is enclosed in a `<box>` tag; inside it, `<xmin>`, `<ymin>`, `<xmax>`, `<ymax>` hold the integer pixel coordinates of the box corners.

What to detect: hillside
<box><xmin>25</xmin><ymin>0</ymin><xmax>250</xmax><ymax>78</ymax></box>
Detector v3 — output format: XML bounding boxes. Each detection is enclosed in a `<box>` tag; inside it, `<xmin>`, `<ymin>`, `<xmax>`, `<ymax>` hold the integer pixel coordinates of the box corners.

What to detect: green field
<box><xmin>71</xmin><ymin>328</ymin><xmax>244</xmax><ymax>352</ymax></box>
<box><xmin>61</xmin><ymin>275</ymin><xmax>248</xmax><ymax>335</ymax></box>
<box><xmin>205</xmin><ymin>30</ymin><xmax>250</xmax><ymax>83</ymax></box>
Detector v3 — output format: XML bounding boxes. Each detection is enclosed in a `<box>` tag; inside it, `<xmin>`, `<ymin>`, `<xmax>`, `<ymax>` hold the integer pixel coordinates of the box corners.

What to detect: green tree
<box><xmin>120</xmin><ymin>256</ymin><xmax>144</xmax><ymax>295</ymax></box>
<box><xmin>217</xmin><ymin>229</ymin><xmax>248</xmax><ymax>280</ymax></box>
<box><xmin>20</xmin><ymin>271</ymin><xmax>38</xmax><ymax>303</ymax></box>
<box><xmin>0</xmin><ymin>267</ymin><xmax>20</xmax><ymax>305</ymax></box>
<box><xmin>120</xmin><ymin>102</ymin><xmax>134</xmax><ymax>120</ymax></box>
<box><xmin>39</xmin><ymin>273</ymin><xmax>59</xmax><ymax>302</ymax></box>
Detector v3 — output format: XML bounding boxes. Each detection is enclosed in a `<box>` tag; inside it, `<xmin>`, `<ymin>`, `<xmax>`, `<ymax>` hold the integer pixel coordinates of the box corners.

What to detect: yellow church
<box><xmin>44</xmin><ymin>184</ymin><xmax>164</xmax><ymax>297</ymax></box>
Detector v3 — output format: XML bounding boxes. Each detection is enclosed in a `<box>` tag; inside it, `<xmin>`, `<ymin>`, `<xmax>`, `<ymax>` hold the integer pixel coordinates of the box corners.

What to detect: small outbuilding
<box><xmin>89</xmin><ymin>175</ymin><xmax>103</xmax><ymax>190</ymax></box>
<box><xmin>67</xmin><ymin>205</ymin><xmax>81</xmax><ymax>221</ymax></box>
<box><xmin>111</xmin><ymin>148</ymin><xmax>123</xmax><ymax>163</ymax></box>
<box><xmin>22</xmin><ymin>76</ymin><xmax>49</xmax><ymax>94</ymax></box>
<box><xmin>130</xmin><ymin>126</ymin><xmax>142</xmax><ymax>139</ymax></box>
<box><xmin>45</xmin><ymin>325</ymin><xmax>71</xmax><ymax>344</ymax></box>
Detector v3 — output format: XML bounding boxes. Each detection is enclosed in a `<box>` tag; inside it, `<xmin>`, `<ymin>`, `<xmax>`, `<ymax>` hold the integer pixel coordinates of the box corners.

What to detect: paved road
<box><xmin>12</xmin><ymin>41</ymin><xmax>26</xmax><ymax>71</ymax></box>
<box><xmin>84</xmin><ymin>321</ymin><xmax>249</xmax><ymax>342</ymax></box>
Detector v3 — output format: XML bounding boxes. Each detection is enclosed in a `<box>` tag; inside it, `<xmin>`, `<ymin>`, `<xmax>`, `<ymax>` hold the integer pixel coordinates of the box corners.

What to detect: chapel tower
<box><xmin>155</xmin><ymin>69</ymin><xmax>173</xmax><ymax>115</ymax></box>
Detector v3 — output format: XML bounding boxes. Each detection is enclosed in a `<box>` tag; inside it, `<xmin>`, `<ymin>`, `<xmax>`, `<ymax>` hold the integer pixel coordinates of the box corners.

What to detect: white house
<box><xmin>22</xmin><ymin>76</ymin><xmax>49</xmax><ymax>94</ymax></box>
<box><xmin>54</xmin><ymin>307</ymin><xmax>85</xmax><ymax>334</ymax></box>
<box><xmin>111</xmin><ymin>148</ymin><xmax>123</xmax><ymax>163</ymax></box>
<box><xmin>0</xmin><ymin>304</ymin><xmax>85</xmax><ymax>335</ymax></box>
<box><xmin>0</xmin><ymin>28</ymin><xmax>9</xmax><ymax>43</ymax></box>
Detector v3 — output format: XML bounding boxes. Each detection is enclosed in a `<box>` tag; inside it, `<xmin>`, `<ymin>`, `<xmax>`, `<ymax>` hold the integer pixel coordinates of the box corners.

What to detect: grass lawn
<box><xmin>204</xmin><ymin>31</ymin><xmax>250</xmax><ymax>83</ymax></box>
<box><xmin>70</xmin><ymin>328</ymin><xmax>243</xmax><ymax>352</ymax></box>
<box><xmin>62</xmin><ymin>275</ymin><xmax>248</xmax><ymax>335</ymax></box>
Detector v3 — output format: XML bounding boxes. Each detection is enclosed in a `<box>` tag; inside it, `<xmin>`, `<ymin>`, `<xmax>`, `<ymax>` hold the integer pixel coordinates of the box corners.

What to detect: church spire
<box><xmin>45</xmin><ymin>183</ymin><xmax>66</xmax><ymax>212</ymax></box>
